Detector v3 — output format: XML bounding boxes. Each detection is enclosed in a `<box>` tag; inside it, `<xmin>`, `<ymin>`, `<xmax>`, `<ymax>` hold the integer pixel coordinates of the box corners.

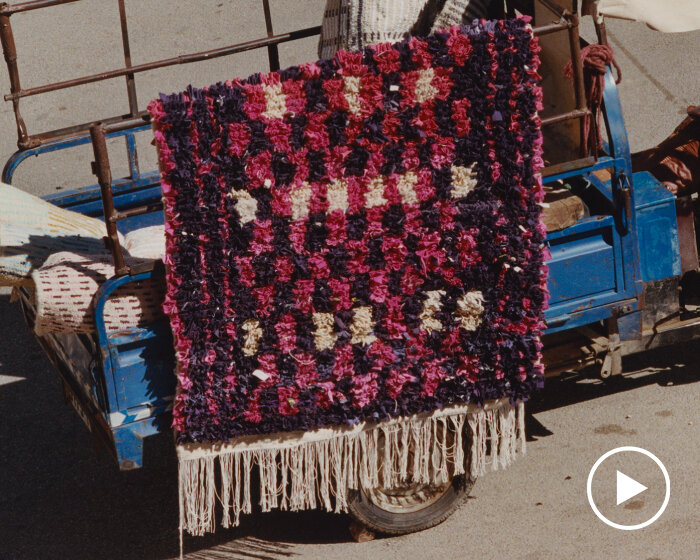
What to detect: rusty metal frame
<box><xmin>0</xmin><ymin>0</ymin><xmax>318</xmax><ymax>149</ymax></box>
<box><xmin>0</xmin><ymin>0</ymin><xmax>598</xmax><ymax>276</ymax></box>
<box><xmin>88</xmin><ymin>2</ymin><xmax>595</xmax><ymax>276</ymax></box>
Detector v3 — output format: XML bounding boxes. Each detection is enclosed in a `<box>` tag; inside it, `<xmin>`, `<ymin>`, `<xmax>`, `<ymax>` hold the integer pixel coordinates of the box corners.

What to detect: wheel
<box><xmin>348</xmin><ymin>475</ymin><xmax>475</xmax><ymax>535</ymax></box>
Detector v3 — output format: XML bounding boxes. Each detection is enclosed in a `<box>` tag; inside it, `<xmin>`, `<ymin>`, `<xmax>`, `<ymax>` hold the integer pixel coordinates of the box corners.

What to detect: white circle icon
<box><xmin>587</xmin><ymin>446</ymin><xmax>670</xmax><ymax>530</ymax></box>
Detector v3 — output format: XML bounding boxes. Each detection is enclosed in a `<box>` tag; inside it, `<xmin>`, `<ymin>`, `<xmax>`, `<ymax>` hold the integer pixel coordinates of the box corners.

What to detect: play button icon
<box><xmin>587</xmin><ymin>446</ymin><xmax>670</xmax><ymax>530</ymax></box>
<box><xmin>616</xmin><ymin>470</ymin><xmax>647</xmax><ymax>505</ymax></box>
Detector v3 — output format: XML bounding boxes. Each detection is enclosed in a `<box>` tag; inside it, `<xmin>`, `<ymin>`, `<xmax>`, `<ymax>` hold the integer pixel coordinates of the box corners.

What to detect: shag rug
<box><xmin>150</xmin><ymin>18</ymin><xmax>547</xmax><ymax>537</ymax></box>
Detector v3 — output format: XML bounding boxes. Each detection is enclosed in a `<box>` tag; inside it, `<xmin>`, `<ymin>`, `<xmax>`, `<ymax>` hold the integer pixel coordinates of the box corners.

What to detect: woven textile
<box><xmin>33</xmin><ymin>251</ymin><xmax>165</xmax><ymax>335</ymax></box>
<box><xmin>0</xmin><ymin>182</ymin><xmax>120</xmax><ymax>286</ymax></box>
<box><xmin>151</xmin><ymin>18</ymin><xmax>546</xmax><ymax>444</ymax></box>
<box><xmin>318</xmin><ymin>0</ymin><xmax>491</xmax><ymax>58</ymax></box>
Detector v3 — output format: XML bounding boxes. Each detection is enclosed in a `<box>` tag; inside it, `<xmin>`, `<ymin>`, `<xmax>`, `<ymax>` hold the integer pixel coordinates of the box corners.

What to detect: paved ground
<box><xmin>0</xmin><ymin>2</ymin><xmax>698</xmax><ymax>559</ymax></box>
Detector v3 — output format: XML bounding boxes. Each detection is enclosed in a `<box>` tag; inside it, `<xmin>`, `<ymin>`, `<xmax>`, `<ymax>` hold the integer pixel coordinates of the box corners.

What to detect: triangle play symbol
<box><xmin>616</xmin><ymin>470</ymin><xmax>647</xmax><ymax>505</ymax></box>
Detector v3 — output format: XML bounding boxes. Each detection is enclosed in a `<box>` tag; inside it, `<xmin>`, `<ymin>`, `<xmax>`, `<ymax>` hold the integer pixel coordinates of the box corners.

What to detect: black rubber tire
<box><xmin>348</xmin><ymin>475</ymin><xmax>475</xmax><ymax>535</ymax></box>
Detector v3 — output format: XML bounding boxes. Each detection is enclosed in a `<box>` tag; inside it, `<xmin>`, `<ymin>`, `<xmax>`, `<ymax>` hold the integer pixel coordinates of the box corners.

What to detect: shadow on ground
<box><xmin>1</xmin><ymin>293</ymin><xmax>698</xmax><ymax>559</ymax></box>
<box><xmin>530</xmin><ymin>343</ymin><xmax>700</xmax><ymax>416</ymax></box>
<box><xmin>0</xmin><ymin>296</ymin><xmax>351</xmax><ymax>560</ymax></box>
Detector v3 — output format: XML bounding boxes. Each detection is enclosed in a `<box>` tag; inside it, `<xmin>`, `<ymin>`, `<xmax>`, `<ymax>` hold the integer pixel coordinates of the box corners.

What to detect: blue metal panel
<box><xmin>547</xmin><ymin>224</ymin><xmax>616</xmax><ymax>304</ymax></box>
<box><xmin>89</xmin><ymin>270</ymin><xmax>176</xmax><ymax>467</ymax></box>
<box><xmin>634</xmin><ymin>172</ymin><xmax>681</xmax><ymax>282</ymax></box>
<box><xmin>543</xmin><ymin>69</ymin><xmax>643</xmax><ymax>334</ymax></box>
<box><xmin>92</xmin><ymin>272</ymin><xmax>163</xmax><ymax>415</ymax></box>
<box><xmin>110</xmin><ymin>322</ymin><xmax>176</xmax><ymax>411</ymax></box>
<box><xmin>112</xmin><ymin>416</ymin><xmax>169</xmax><ymax>470</ymax></box>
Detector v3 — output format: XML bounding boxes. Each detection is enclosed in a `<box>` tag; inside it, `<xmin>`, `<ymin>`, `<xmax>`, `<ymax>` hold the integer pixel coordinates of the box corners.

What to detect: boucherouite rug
<box><xmin>149</xmin><ymin>17</ymin><xmax>547</xmax><ymax>538</ymax></box>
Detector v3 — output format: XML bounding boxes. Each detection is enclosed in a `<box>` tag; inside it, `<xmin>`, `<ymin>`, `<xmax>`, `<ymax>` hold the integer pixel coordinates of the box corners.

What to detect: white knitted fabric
<box><xmin>0</xmin><ymin>182</ymin><xmax>123</xmax><ymax>286</ymax></box>
<box><xmin>123</xmin><ymin>225</ymin><xmax>166</xmax><ymax>260</ymax></box>
<box><xmin>318</xmin><ymin>0</ymin><xmax>491</xmax><ymax>58</ymax></box>
<box><xmin>32</xmin><ymin>251</ymin><xmax>165</xmax><ymax>335</ymax></box>
<box><xmin>0</xmin><ymin>222</ymin><xmax>109</xmax><ymax>287</ymax></box>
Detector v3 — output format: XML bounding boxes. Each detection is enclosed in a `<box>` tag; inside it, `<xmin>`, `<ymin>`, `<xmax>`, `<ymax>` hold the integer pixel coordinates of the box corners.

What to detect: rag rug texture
<box><xmin>150</xmin><ymin>18</ymin><xmax>547</xmax><ymax>536</ymax></box>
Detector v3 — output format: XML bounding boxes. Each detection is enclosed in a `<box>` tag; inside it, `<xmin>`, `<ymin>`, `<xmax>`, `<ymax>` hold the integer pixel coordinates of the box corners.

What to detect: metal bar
<box><xmin>2</xmin><ymin>122</ymin><xmax>152</xmax><ymax>183</ymax></box>
<box><xmin>89</xmin><ymin>123</ymin><xmax>128</xmax><ymax>276</ymax></box>
<box><xmin>0</xmin><ymin>10</ymin><xmax>30</xmax><ymax>147</ymax></box>
<box><xmin>566</xmin><ymin>14</ymin><xmax>588</xmax><ymax>158</ymax></box>
<box><xmin>594</xmin><ymin>18</ymin><xmax>608</xmax><ymax>45</ymax></box>
<box><xmin>125</xmin><ymin>132</ymin><xmax>139</xmax><ymax>179</ymax></box>
<box><xmin>117</xmin><ymin>1</ymin><xmax>140</xmax><ymax>184</ymax></box>
<box><xmin>0</xmin><ymin>0</ymin><xmax>79</xmax><ymax>15</ymax></box>
<box><xmin>118</xmin><ymin>0</ymin><xmax>138</xmax><ymax>116</ymax></box>
<box><xmin>261</xmin><ymin>0</ymin><xmax>280</xmax><ymax>71</ymax></box>
<box><xmin>532</xmin><ymin>21</ymin><xmax>571</xmax><ymax>37</ymax></box>
<box><xmin>540</xmin><ymin>108</ymin><xmax>590</xmax><ymax>127</ymax></box>
<box><xmin>110</xmin><ymin>202</ymin><xmax>163</xmax><ymax>222</ymax></box>
<box><xmin>4</xmin><ymin>25</ymin><xmax>321</xmax><ymax>101</ymax></box>
<box><xmin>25</xmin><ymin>111</ymin><xmax>149</xmax><ymax>147</ymax></box>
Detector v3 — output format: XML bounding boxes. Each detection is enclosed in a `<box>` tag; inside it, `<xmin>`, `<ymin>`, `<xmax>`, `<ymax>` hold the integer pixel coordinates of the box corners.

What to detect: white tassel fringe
<box><xmin>178</xmin><ymin>399</ymin><xmax>526</xmax><ymax>538</ymax></box>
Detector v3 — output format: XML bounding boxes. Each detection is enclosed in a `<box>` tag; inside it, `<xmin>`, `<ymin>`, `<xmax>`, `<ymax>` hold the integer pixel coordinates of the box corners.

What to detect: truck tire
<box><xmin>348</xmin><ymin>475</ymin><xmax>475</xmax><ymax>535</ymax></box>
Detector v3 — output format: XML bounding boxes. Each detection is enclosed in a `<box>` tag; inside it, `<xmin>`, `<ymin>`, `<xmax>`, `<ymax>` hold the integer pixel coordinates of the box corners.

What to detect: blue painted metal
<box><xmin>93</xmin><ymin>270</ymin><xmax>176</xmax><ymax>464</ymax></box>
<box><xmin>543</xmin><ymin>69</ymin><xmax>643</xmax><ymax>334</ymax></box>
<box><xmin>125</xmin><ymin>132</ymin><xmax>140</xmax><ymax>179</ymax></box>
<box><xmin>112</xmin><ymin>415</ymin><xmax>170</xmax><ymax>470</ymax></box>
<box><xmin>629</xmin><ymin>172</ymin><xmax>681</xmax><ymax>283</ymax></box>
<box><xmin>1</xmin><ymin>123</ymin><xmax>151</xmax><ymax>185</ymax></box>
<box><xmin>5</xmin><ymin>65</ymin><xmax>689</xmax><ymax>468</ymax></box>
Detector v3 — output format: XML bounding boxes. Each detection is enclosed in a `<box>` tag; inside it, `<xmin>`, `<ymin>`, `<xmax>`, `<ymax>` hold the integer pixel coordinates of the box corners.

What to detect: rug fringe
<box><xmin>178</xmin><ymin>400</ymin><xmax>525</xmax><ymax>537</ymax></box>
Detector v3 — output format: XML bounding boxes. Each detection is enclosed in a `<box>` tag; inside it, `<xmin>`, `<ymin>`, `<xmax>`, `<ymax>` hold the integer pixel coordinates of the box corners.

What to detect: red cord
<box><xmin>564</xmin><ymin>44</ymin><xmax>622</xmax><ymax>155</ymax></box>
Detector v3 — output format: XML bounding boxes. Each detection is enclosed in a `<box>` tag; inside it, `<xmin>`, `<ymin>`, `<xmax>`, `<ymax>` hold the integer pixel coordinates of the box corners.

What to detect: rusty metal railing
<box><xmin>0</xmin><ymin>0</ymin><xmax>320</xmax><ymax>149</ymax></box>
<box><xmin>0</xmin><ymin>0</ymin><xmax>602</xmax><ymax>276</ymax></box>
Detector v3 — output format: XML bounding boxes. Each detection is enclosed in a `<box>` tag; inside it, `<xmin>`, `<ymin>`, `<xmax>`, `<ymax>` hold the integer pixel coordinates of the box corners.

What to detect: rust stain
<box><xmin>624</xmin><ymin>499</ymin><xmax>645</xmax><ymax>510</ymax></box>
<box><xmin>594</xmin><ymin>424</ymin><xmax>637</xmax><ymax>435</ymax></box>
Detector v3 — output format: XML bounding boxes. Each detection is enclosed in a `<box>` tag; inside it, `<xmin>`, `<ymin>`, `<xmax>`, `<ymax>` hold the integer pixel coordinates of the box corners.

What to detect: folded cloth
<box><xmin>0</xmin><ymin>182</ymin><xmax>113</xmax><ymax>237</ymax></box>
<box><xmin>0</xmin><ymin>182</ymin><xmax>122</xmax><ymax>286</ymax></box>
<box><xmin>318</xmin><ymin>0</ymin><xmax>491</xmax><ymax>58</ymax></box>
<box><xmin>32</xmin><ymin>251</ymin><xmax>165</xmax><ymax>335</ymax></box>
<box><xmin>123</xmin><ymin>225</ymin><xmax>166</xmax><ymax>260</ymax></box>
<box><xmin>0</xmin><ymin>222</ymin><xmax>109</xmax><ymax>287</ymax></box>
<box><xmin>632</xmin><ymin>106</ymin><xmax>700</xmax><ymax>196</ymax></box>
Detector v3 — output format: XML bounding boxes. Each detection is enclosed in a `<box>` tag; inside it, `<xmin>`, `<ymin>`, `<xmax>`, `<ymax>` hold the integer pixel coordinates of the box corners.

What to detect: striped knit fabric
<box><xmin>319</xmin><ymin>0</ymin><xmax>491</xmax><ymax>58</ymax></box>
<box><xmin>0</xmin><ymin>183</ymin><xmax>121</xmax><ymax>286</ymax></box>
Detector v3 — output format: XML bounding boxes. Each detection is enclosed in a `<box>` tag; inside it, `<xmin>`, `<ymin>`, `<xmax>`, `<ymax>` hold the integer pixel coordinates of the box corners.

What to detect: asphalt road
<box><xmin>0</xmin><ymin>2</ymin><xmax>698</xmax><ymax>559</ymax></box>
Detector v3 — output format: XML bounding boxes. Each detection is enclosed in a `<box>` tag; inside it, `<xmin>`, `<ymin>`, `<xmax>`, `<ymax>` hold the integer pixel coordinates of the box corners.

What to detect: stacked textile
<box><xmin>0</xmin><ymin>182</ymin><xmax>113</xmax><ymax>286</ymax></box>
<box><xmin>0</xmin><ymin>182</ymin><xmax>166</xmax><ymax>334</ymax></box>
